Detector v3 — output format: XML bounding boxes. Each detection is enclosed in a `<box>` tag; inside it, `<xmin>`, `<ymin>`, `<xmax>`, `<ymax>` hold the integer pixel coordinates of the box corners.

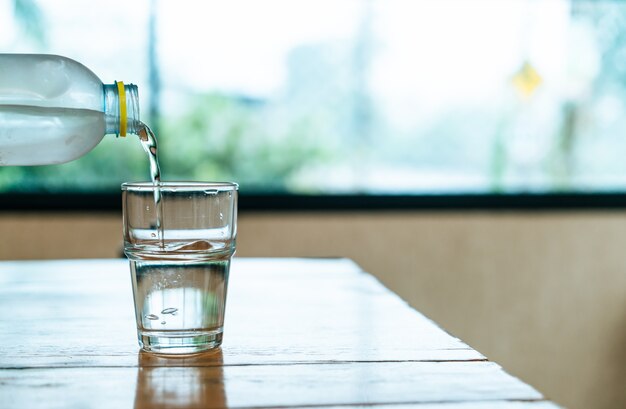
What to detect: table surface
<box><xmin>0</xmin><ymin>258</ymin><xmax>560</xmax><ymax>409</ymax></box>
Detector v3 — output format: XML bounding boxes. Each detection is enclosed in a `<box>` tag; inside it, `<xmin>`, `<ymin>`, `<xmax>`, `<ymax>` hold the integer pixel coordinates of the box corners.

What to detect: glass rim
<box><xmin>121</xmin><ymin>181</ymin><xmax>238</xmax><ymax>192</ymax></box>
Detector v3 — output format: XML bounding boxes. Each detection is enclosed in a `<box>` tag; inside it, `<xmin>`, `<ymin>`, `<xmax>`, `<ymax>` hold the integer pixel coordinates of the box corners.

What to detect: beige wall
<box><xmin>1</xmin><ymin>211</ymin><xmax>625</xmax><ymax>409</ymax></box>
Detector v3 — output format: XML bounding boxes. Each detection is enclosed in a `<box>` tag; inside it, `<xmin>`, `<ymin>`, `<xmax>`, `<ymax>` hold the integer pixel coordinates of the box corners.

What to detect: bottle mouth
<box><xmin>103</xmin><ymin>83</ymin><xmax>140</xmax><ymax>136</ymax></box>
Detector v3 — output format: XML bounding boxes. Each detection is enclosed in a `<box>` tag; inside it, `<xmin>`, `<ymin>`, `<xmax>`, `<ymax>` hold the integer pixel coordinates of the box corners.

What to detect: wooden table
<box><xmin>0</xmin><ymin>258</ymin><xmax>560</xmax><ymax>408</ymax></box>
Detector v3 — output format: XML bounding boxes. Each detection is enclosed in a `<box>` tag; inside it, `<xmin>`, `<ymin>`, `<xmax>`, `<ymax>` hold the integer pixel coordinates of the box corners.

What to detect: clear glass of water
<box><xmin>122</xmin><ymin>182</ymin><xmax>238</xmax><ymax>355</ymax></box>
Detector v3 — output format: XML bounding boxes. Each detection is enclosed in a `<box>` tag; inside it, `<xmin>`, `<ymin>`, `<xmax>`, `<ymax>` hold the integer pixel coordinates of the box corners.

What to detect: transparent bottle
<box><xmin>0</xmin><ymin>54</ymin><xmax>140</xmax><ymax>166</ymax></box>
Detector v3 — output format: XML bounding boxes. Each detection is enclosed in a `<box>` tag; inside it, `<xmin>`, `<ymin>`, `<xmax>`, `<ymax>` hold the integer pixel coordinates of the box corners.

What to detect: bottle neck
<box><xmin>103</xmin><ymin>82</ymin><xmax>140</xmax><ymax>136</ymax></box>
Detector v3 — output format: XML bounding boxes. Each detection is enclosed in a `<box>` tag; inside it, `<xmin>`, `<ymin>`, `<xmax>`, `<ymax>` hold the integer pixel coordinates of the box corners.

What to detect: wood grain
<box><xmin>0</xmin><ymin>258</ymin><xmax>559</xmax><ymax>408</ymax></box>
<box><xmin>0</xmin><ymin>362</ymin><xmax>551</xmax><ymax>409</ymax></box>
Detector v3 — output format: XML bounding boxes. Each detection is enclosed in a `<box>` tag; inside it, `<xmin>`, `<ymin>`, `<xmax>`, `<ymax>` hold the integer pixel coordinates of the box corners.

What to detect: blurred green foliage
<box><xmin>159</xmin><ymin>93</ymin><xmax>332</xmax><ymax>192</ymax></box>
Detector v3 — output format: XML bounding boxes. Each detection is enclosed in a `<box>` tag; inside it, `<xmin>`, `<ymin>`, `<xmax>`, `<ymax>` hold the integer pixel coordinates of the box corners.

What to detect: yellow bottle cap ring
<box><xmin>116</xmin><ymin>81</ymin><xmax>127</xmax><ymax>137</ymax></box>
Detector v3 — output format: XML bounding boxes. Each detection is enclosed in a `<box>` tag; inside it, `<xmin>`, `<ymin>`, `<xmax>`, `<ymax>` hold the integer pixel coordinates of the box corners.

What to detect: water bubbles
<box><xmin>219</xmin><ymin>212</ymin><xmax>223</xmax><ymax>220</ymax></box>
<box><xmin>145</xmin><ymin>314</ymin><xmax>159</xmax><ymax>320</ymax></box>
<box><xmin>161</xmin><ymin>307</ymin><xmax>178</xmax><ymax>315</ymax></box>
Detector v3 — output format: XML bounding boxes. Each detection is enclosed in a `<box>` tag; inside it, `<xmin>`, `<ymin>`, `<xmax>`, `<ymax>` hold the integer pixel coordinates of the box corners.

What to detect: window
<box><xmin>2</xmin><ymin>0</ymin><xmax>626</xmax><ymax>197</ymax></box>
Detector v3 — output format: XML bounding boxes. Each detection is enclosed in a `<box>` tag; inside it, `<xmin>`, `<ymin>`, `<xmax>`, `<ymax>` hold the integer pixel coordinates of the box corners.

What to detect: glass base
<box><xmin>138</xmin><ymin>329</ymin><xmax>223</xmax><ymax>355</ymax></box>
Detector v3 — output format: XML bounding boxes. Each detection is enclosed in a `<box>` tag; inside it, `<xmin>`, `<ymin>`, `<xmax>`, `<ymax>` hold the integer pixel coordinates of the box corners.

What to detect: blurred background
<box><xmin>3</xmin><ymin>0</ymin><xmax>626</xmax><ymax>194</ymax></box>
<box><xmin>1</xmin><ymin>1</ymin><xmax>626</xmax><ymax>409</ymax></box>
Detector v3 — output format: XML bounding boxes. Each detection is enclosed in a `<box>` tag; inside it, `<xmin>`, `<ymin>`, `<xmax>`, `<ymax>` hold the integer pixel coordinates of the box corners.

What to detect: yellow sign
<box><xmin>511</xmin><ymin>61</ymin><xmax>542</xmax><ymax>98</ymax></box>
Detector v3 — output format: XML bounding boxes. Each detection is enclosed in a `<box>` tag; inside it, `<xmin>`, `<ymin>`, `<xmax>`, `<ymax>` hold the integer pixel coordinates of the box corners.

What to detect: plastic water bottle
<box><xmin>0</xmin><ymin>54</ymin><xmax>140</xmax><ymax>166</ymax></box>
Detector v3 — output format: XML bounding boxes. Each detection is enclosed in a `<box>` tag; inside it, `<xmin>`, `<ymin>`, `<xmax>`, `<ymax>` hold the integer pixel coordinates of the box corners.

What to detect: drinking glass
<box><xmin>122</xmin><ymin>182</ymin><xmax>238</xmax><ymax>354</ymax></box>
